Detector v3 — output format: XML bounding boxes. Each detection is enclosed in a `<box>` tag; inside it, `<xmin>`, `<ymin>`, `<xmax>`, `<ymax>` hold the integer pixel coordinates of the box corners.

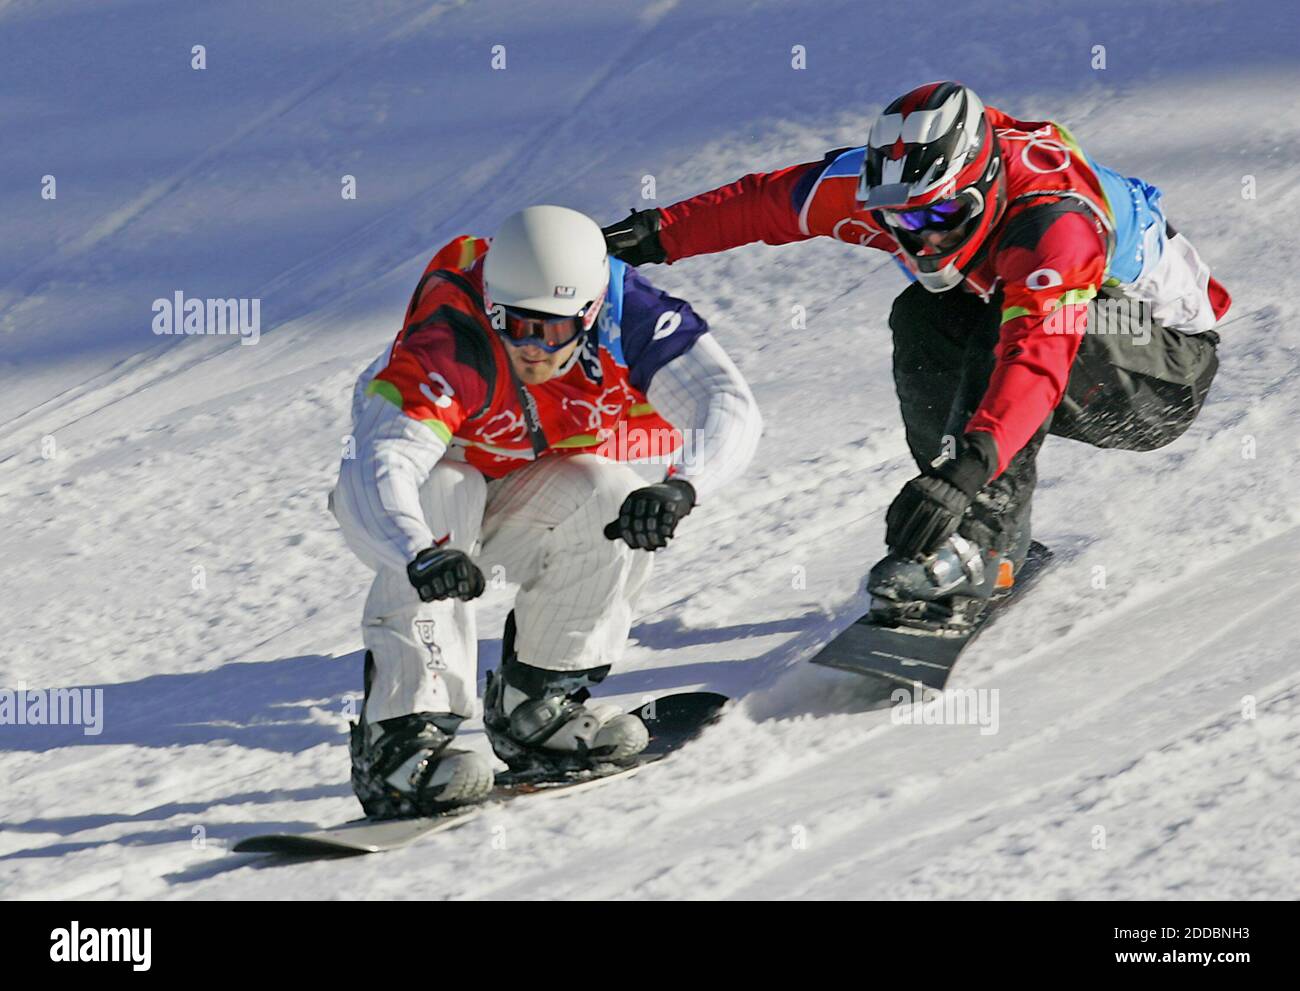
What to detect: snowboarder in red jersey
<box><xmin>603</xmin><ymin>80</ymin><xmax>1228</xmax><ymax>621</ymax></box>
<box><xmin>332</xmin><ymin>206</ymin><xmax>762</xmax><ymax>817</ymax></box>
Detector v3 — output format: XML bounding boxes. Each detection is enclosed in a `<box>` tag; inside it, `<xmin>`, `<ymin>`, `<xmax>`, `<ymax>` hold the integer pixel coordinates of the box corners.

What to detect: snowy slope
<box><xmin>2</xmin><ymin>0</ymin><xmax>1298</xmax><ymax>899</ymax></box>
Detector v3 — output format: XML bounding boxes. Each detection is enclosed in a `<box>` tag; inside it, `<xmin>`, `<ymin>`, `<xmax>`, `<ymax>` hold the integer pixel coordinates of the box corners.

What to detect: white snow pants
<box><xmin>337</xmin><ymin>455</ymin><xmax>654</xmax><ymax>724</ymax></box>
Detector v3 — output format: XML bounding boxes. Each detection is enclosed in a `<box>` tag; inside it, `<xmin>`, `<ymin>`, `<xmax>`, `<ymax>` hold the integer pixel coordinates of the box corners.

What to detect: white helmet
<box><xmin>483</xmin><ymin>205</ymin><xmax>610</xmax><ymax>318</ymax></box>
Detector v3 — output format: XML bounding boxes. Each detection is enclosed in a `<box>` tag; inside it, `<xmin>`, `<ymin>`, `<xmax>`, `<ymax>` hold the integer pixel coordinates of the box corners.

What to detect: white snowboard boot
<box><xmin>483</xmin><ymin>613</ymin><xmax>648</xmax><ymax>779</ymax></box>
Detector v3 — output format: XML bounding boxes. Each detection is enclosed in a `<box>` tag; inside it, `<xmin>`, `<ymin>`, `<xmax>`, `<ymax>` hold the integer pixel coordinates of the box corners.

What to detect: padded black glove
<box><xmin>885</xmin><ymin>433</ymin><xmax>998</xmax><ymax>558</ymax></box>
<box><xmin>601</xmin><ymin>209</ymin><xmax>667</xmax><ymax>266</ymax></box>
<box><xmin>406</xmin><ymin>547</ymin><xmax>485</xmax><ymax>602</ymax></box>
<box><xmin>603</xmin><ymin>479</ymin><xmax>696</xmax><ymax>550</ymax></box>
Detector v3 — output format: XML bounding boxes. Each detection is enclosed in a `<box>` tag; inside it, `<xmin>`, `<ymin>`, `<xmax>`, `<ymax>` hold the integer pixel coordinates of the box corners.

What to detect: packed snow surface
<box><xmin>2</xmin><ymin>0</ymin><xmax>1297</xmax><ymax>899</ymax></box>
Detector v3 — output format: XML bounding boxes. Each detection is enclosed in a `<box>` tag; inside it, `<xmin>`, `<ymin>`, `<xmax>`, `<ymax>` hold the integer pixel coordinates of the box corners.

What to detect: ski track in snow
<box><xmin>1</xmin><ymin>1</ymin><xmax>1298</xmax><ymax>899</ymax></box>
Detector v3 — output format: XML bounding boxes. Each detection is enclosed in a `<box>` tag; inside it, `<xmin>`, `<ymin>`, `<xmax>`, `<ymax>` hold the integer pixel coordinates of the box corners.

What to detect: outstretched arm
<box><xmin>657</xmin><ymin>161</ymin><xmax>820</xmax><ymax>260</ymax></box>
<box><xmin>605</xmin><ymin>152</ymin><xmax>847</xmax><ymax>264</ymax></box>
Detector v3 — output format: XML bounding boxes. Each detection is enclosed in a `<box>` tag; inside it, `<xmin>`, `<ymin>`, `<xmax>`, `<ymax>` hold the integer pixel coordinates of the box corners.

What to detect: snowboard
<box><xmin>232</xmin><ymin>691</ymin><xmax>728</xmax><ymax>858</ymax></box>
<box><xmin>810</xmin><ymin>542</ymin><xmax>1054</xmax><ymax>690</ymax></box>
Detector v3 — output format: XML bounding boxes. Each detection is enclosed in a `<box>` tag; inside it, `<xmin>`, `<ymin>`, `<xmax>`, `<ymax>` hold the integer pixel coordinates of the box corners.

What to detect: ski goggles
<box><xmin>880</xmin><ymin>195</ymin><xmax>975</xmax><ymax>233</ymax></box>
<box><xmin>494</xmin><ymin>292</ymin><xmax>605</xmax><ymax>353</ymax></box>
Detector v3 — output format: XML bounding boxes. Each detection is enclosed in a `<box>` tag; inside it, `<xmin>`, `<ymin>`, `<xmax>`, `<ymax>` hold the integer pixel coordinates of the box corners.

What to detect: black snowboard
<box><xmin>233</xmin><ymin>691</ymin><xmax>728</xmax><ymax>857</ymax></box>
<box><xmin>809</xmin><ymin>542</ymin><xmax>1054</xmax><ymax>689</ymax></box>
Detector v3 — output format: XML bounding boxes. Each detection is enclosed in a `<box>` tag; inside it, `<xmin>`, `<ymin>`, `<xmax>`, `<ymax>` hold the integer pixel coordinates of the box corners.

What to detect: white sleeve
<box><xmin>646</xmin><ymin>333</ymin><xmax>762</xmax><ymax>501</ymax></box>
<box><xmin>335</xmin><ymin>390</ymin><xmax>449</xmax><ymax>572</ymax></box>
<box><xmin>351</xmin><ymin>349</ymin><xmax>389</xmax><ymax>423</ymax></box>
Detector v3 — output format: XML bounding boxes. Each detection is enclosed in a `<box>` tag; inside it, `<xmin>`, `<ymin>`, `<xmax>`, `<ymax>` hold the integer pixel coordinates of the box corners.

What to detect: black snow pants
<box><xmin>889</xmin><ymin>281</ymin><xmax>1220</xmax><ymax>555</ymax></box>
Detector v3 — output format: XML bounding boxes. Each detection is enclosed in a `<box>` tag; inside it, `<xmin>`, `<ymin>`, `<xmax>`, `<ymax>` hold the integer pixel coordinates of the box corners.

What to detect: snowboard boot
<box><xmin>483</xmin><ymin>613</ymin><xmax>649</xmax><ymax>780</ymax></box>
<box><xmin>986</xmin><ymin>519</ymin><xmax>1031</xmax><ymax>599</ymax></box>
<box><xmin>349</xmin><ymin>652</ymin><xmax>493</xmax><ymax>819</ymax></box>
<box><xmin>865</xmin><ymin>532</ymin><xmax>1027</xmax><ymax>631</ymax></box>
<box><xmin>960</xmin><ymin>482</ymin><xmax>1034</xmax><ymax>599</ymax></box>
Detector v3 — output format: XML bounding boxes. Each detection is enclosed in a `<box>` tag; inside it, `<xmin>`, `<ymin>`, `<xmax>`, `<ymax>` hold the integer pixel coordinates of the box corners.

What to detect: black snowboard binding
<box><xmin>483</xmin><ymin>613</ymin><xmax>648</xmax><ymax>782</ymax></box>
<box><xmin>866</xmin><ymin>529</ymin><xmax>1029</xmax><ymax>633</ymax></box>
<box><xmin>349</xmin><ymin>652</ymin><xmax>494</xmax><ymax>819</ymax></box>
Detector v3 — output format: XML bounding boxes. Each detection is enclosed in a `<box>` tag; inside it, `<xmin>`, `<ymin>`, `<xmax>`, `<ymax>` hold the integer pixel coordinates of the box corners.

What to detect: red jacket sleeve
<box><xmin>966</xmin><ymin>210</ymin><xmax>1108</xmax><ymax>475</ymax></box>
<box><xmin>657</xmin><ymin>160</ymin><xmax>825</xmax><ymax>261</ymax></box>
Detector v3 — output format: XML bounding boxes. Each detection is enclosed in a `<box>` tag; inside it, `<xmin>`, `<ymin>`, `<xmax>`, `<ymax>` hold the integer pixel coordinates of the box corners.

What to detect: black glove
<box><xmin>406</xmin><ymin>547</ymin><xmax>485</xmax><ymax>602</ymax></box>
<box><xmin>603</xmin><ymin>479</ymin><xmax>696</xmax><ymax>550</ymax></box>
<box><xmin>885</xmin><ymin>433</ymin><xmax>998</xmax><ymax>558</ymax></box>
<box><xmin>601</xmin><ymin>209</ymin><xmax>667</xmax><ymax>266</ymax></box>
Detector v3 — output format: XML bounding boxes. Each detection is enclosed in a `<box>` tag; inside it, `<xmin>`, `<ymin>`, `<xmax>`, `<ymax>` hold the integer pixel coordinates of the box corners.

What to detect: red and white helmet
<box><xmin>858</xmin><ymin>81</ymin><xmax>1006</xmax><ymax>292</ymax></box>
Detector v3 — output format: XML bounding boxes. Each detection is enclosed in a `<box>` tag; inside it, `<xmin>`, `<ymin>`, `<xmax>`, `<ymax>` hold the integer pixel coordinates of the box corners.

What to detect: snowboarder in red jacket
<box><xmin>332</xmin><ymin>206</ymin><xmax>762</xmax><ymax>816</ymax></box>
<box><xmin>603</xmin><ymin>81</ymin><xmax>1227</xmax><ymax>624</ymax></box>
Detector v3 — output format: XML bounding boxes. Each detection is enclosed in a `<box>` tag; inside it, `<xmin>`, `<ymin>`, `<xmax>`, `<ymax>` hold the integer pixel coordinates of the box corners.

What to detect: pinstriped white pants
<box><xmin>344</xmin><ymin>455</ymin><xmax>654</xmax><ymax>724</ymax></box>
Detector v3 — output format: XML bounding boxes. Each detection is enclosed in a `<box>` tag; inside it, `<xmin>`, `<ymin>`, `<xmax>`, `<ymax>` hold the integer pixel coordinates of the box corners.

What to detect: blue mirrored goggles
<box><xmin>881</xmin><ymin>196</ymin><xmax>973</xmax><ymax>233</ymax></box>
